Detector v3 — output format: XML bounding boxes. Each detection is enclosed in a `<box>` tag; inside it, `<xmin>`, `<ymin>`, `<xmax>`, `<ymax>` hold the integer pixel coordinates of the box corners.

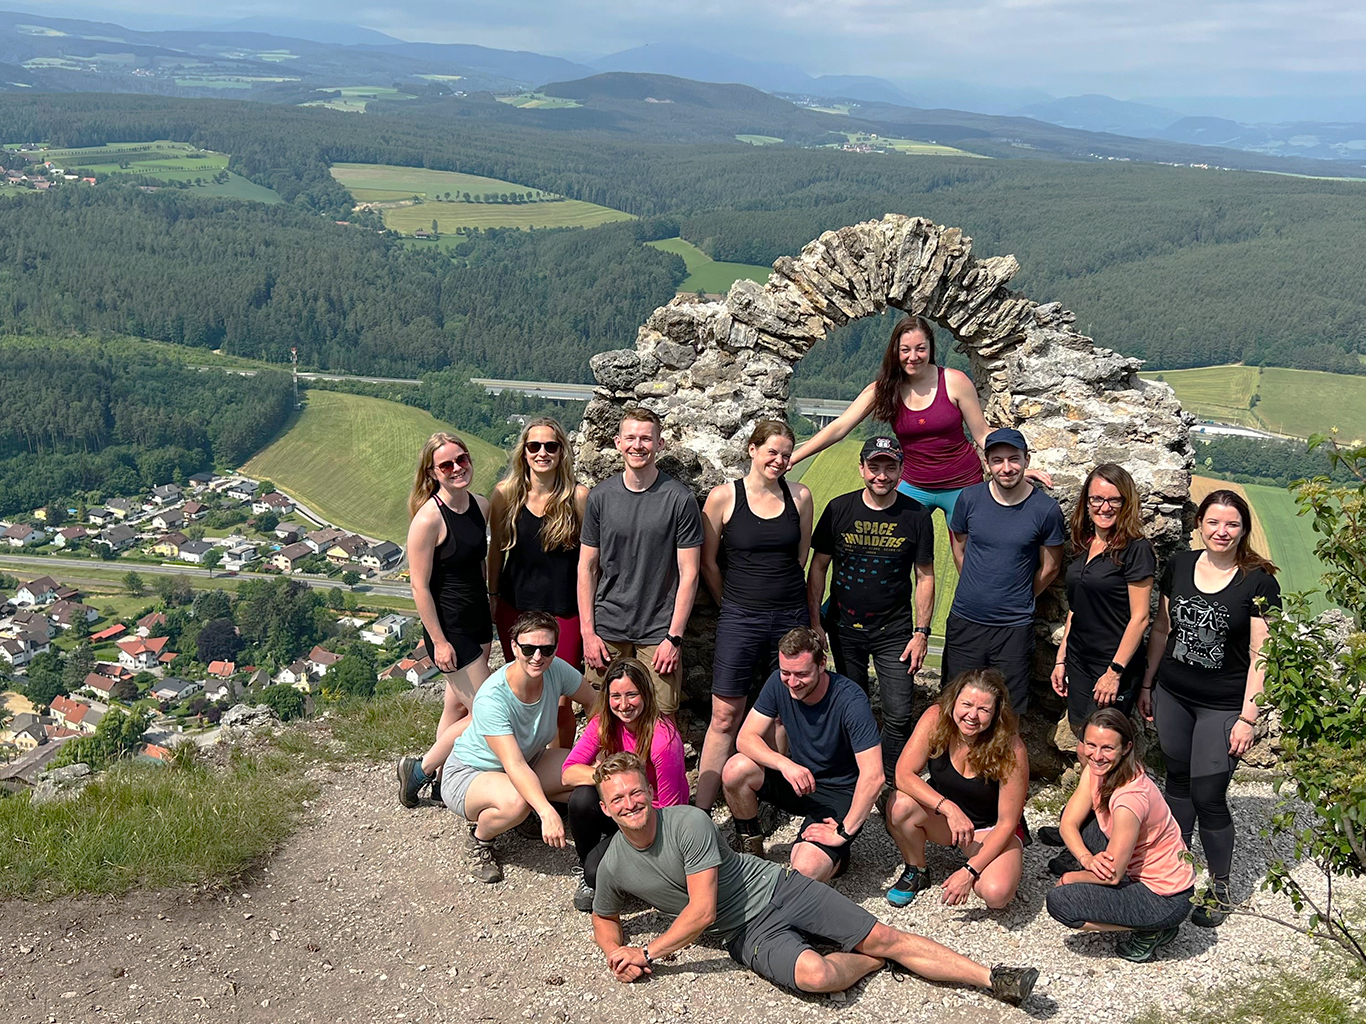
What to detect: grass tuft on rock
<box><xmin>1131</xmin><ymin>971</ymin><xmax>1365</xmax><ymax>1024</ymax></box>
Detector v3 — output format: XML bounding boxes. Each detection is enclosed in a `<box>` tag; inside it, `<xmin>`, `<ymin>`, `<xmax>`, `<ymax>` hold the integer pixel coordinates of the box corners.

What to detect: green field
<box><xmin>386</xmin><ymin>200</ymin><xmax>632</xmax><ymax>233</ymax></box>
<box><xmin>32</xmin><ymin>141</ymin><xmax>228</xmax><ymax>176</ymax></box>
<box><xmin>176</xmin><ymin>76</ymin><xmax>299</xmax><ymax>88</ymax></box>
<box><xmin>841</xmin><ymin>132</ymin><xmax>988</xmax><ymax>158</ymax></box>
<box><xmin>190</xmin><ymin>172</ymin><xmax>282</xmax><ymax>203</ymax></box>
<box><xmin>736</xmin><ymin>135</ymin><xmax>783</xmax><ymax>146</ymax></box>
<box><xmin>1141</xmin><ymin>365</ymin><xmax>1366</xmax><ymax>441</ymax></box>
<box><xmin>241</xmin><ymin>390</ymin><xmax>506</xmax><ymax>544</ymax></box>
<box><xmin>1240</xmin><ymin>483</ymin><xmax>1331</xmax><ymax>613</ymax></box>
<box><xmin>646</xmin><ymin>237</ymin><xmax>772</xmax><ymax>295</ymax></box>
<box><xmin>800</xmin><ymin>438</ymin><xmax>958</xmax><ymax>636</ymax></box>
<box><xmin>497</xmin><ymin>92</ymin><xmax>583</xmax><ymax>109</ymax></box>
<box><xmin>330</xmin><ymin>162</ymin><xmax>555</xmax><ymax>202</ymax></box>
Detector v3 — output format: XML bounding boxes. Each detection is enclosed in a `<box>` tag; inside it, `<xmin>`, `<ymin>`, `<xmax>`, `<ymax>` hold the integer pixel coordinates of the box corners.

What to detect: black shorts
<box><xmin>727</xmin><ymin>869</ymin><xmax>877</xmax><ymax>991</ymax></box>
<box><xmin>758</xmin><ymin>769</ymin><xmax>859</xmax><ymax>873</ymax></box>
<box><xmin>942</xmin><ymin>614</ymin><xmax>1033</xmax><ymax>714</ymax></box>
<box><xmin>422</xmin><ymin>623</ymin><xmax>492</xmax><ymax>672</ymax></box>
<box><xmin>712</xmin><ymin>602</ymin><xmax>810</xmax><ymax>699</ymax></box>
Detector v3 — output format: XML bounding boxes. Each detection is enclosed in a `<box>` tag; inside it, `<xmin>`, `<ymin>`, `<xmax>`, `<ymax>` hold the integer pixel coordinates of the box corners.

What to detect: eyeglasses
<box><xmin>525</xmin><ymin>440</ymin><xmax>562</xmax><ymax>455</ymax></box>
<box><xmin>515</xmin><ymin>641</ymin><xmax>557</xmax><ymax>660</ymax></box>
<box><xmin>1087</xmin><ymin>495</ymin><xmax>1125</xmax><ymax>509</ymax></box>
<box><xmin>435</xmin><ymin>453</ymin><xmax>472</xmax><ymax>474</ymax></box>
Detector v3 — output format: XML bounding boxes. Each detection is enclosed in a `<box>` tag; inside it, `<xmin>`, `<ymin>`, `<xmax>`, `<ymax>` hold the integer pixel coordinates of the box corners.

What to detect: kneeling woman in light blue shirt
<box><xmin>441</xmin><ymin>610</ymin><xmax>598</xmax><ymax>884</ymax></box>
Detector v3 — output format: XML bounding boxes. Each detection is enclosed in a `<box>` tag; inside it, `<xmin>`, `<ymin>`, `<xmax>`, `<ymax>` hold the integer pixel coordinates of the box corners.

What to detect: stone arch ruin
<box><xmin>575</xmin><ymin>214</ymin><xmax>1194</xmax><ymax>724</ymax></box>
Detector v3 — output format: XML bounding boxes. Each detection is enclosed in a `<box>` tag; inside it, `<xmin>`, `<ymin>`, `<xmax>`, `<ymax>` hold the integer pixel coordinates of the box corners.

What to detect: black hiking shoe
<box><xmin>990</xmin><ymin>964</ymin><xmax>1039</xmax><ymax>1006</ymax></box>
<box><xmin>397</xmin><ymin>756</ymin><xmax>426</xmax><ymax>809</ymax></box>
<box><xmin>1048</xmin><ymin>850</ymin><xmax>1082</xmax><ymax>876</ymax></box>
<box><xmin>1190</xmin><ymin>880</ymin><xmax>1232</xmax><ymax>928</ymax></box>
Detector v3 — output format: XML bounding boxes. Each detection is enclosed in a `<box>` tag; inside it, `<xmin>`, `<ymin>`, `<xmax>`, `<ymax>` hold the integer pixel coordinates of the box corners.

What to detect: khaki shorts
<box><xmin>585</xmin><ymin>639</ymin><xmax>682</xmax><ymax>715</ymax></box>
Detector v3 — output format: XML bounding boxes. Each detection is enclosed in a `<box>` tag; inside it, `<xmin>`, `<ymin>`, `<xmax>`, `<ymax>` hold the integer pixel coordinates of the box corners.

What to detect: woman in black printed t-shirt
<box><xmin>1139</xmin><ymin>489</ymin><xmax>1280</xmax><ymax>928</ymax></box>
<box><xmin>1052</xmin><ymin>464</ymin><xmax>1156</xmax><ymax>737</ymax></box>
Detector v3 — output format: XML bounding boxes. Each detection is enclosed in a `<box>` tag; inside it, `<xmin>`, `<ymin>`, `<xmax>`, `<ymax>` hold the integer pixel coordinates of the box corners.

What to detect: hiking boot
<box><xmin>735</xmin><ymin>832</ymin><xmax>766</xmax><ymax>858</ymax></box>
<box><xmin>516</xmin><ymin>811</ymin><xmax>544</xmax><ymax>839</ymax></box>
<box><xmin>469</xmin><ymin>835</ymin><xmax>503</xmax><ymax>884</ymax></box>
<box><xmin>1037</xmin><ymin>825</ymin><xmax>1065</xmax><ymax>847</ymax></box>
<box><xmin>397</xmin><ymin>756</ymin><xmax>426</xmax><ymax>809</ymax></box>
<box><xmin>428</xmin><ymin>772</ymin><xmax>443</xmax><ymax>807</ymax></box>
<box><xmin>1116</xmin><ymin>925</ymin><xmax>1180</xmax><ymax>962</ymax></box>
<box><xmin>1048</xmin><ymin>850</ymin><xmax>1081</xmax><ymax>877</ymax></box>
<box><xmin>989</xmin><ymin>964</ymin><xmax>1039</xmax><ymax>1006</ymax></box>
<box><xmin>886</xmin><ymin>863</ymin><xmax>931</xmax><ymax>907</ymax></box>
<box><xmin>1190</xmin><ymin>881</ymin><xmax>1232</xmax><ymax>928</ymax></box>
<box><xmin>571</xmin><ymin>866</ymin><xmax>595</xmax><ymax>913</ymax></box>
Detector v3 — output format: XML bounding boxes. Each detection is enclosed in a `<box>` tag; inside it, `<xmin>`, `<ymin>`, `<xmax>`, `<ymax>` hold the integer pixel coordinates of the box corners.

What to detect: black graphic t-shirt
<box><xmin>811</xmin><ymin>490</ymin><xmax>935</xmax><ymax>632</ymax></box>
<box><xmin>1158</xmin><ymin>549</ymin><xmax>1281</xmax><ymax>710</ymax></box>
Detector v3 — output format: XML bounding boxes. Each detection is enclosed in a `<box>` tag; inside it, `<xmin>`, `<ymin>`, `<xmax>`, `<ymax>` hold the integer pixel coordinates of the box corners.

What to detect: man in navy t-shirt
<box><xmin>721</xmin><ymin>627</ymin><xmax>883</xmax><ymax>882</ymax></box>
<box><xmin>944</xmin><ymin>428</ymin><xmax>1066</xmax><ymax>715</ymax></box>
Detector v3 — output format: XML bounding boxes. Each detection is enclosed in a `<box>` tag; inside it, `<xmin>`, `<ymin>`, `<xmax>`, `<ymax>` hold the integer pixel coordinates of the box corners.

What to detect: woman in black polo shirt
<box><xmin>1051</xmin><ymin>464</ymin><xmax>1155</xmax><ymax>736</ymax></box>
<box><xmin>1139</xmin><ymin>488</ymin><xmax>1279</xmax><ymax>927</ymax></box>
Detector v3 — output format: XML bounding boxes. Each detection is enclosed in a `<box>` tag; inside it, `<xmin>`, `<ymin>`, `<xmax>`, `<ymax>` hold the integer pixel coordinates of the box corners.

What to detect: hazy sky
<box><xmin>11</xmin><ymin>0</ymin><xmax>1365</xmax><ymax>103</ymax></box>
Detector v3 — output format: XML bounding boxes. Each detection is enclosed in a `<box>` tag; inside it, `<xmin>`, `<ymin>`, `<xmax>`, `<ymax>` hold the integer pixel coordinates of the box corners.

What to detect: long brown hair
<box><xmin>591</xmin><ymin>657</ymin><xmax>673</xmax><ymax>772</ymax></box>
<box><xmin>1070</xmin><ymin>463</ymin><xmax>1147</xmax><ymax>560</ymax></box>
<box><xmin>407</xmin><ymin>431</ymin><xmax>470</xmax><ymax>521</ymax></box>
<box><xmin>498</xmin><ymin>417</ymin><xmax>581</xmax><ymax>552</ymax></box>
<box><xmin>872</xmin><ymin>315</ymin><xmax>937</xmax><ymax>424</ymax></box>
<box><xmin>1083</xmin><ymin>708</ymin><xmax>1142</xmax><ymax>812</ymax></box>
<box><xmin>927</xmin><ymin>668</ymin><xmax>1020</xmax><ymax>783</ymax></box>
<box><xmin>1196</xmin><ymin>489</ymin><xmax>1278</xmax><ymax>576</ymax></box>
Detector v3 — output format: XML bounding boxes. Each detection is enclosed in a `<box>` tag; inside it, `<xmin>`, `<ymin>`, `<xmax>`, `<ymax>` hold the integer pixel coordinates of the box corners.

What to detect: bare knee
<box><xmin>708</xmin><ymin>698</ymin><xmax>744</xmax><ymax>736</ymax></box>
<box><xmin>721</xmin><ymin>753</ymin><xmax>761</xmax><ymax>791</ymax></box>
<box><xmin>792</xmin><ymin>950</ymin><xmax>839</xmax><ymax>993</ymax></box>
<box><xmin>789</xmin><ymin>842</ymin><xmax>835</xmax><ymax>881</ymax></box>
<box><xmin>977</xmin><ymin>879</ymin><xmax>1018</xmax><ymax>910</ymax></box>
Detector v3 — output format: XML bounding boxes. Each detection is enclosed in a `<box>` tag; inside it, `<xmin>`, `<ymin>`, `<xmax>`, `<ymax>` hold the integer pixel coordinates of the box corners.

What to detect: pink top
<box><xmin>1094</xmin><ymin>771</ymin><xmax>1196</xmax><ymax>896</ymax></box>
<box><xmin>893</xmin><ymin>367</ymin><xmax>984</xmax><ymax>490</ymax></box>
<box><xmin>563</xmin><ymin>716</ymin><xmax>690</xmax><ymax>807</ymax></box>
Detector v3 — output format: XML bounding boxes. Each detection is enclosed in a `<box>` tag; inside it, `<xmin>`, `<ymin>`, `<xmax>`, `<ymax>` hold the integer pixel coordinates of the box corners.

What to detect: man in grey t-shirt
<box><xmin>589</xmin><ymin>753</ymin><xmax>1038</xmax><ymax>1002</ymax></box>
<box><xmin>578</xmin><ymin>407</ymin><xmax>703</xmax><ymax>714</ymax></box>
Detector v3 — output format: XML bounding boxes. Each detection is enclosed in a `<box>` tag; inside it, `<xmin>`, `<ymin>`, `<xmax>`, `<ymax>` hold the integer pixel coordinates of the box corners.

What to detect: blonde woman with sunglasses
<box><xmin>398</xmin><ymin>432</ymin><xmax>494</xmax><ymax>809</ymax></box>
<box><xmin>489</xmin><ymin>417</ymin><xmax>589</xmax><ymax>746</ymax></box>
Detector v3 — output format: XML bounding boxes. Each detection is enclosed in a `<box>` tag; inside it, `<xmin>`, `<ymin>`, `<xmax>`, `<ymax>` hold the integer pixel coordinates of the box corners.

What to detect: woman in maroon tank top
<box><xmin>791</xmin><ymin>316</ymin><xmax>1051</xmax><ymax>518</ymax></box>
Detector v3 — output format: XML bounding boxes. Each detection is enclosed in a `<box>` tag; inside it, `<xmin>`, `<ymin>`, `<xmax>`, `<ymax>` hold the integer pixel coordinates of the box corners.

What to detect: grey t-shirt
<box><xmin>581</xmin><ymin>471</ymin><xmax>703</xmax><ymax>644</ymax></box>
<box><xmin>593</xmin><ymin>804</ymin><xmax>781</xmax><ymax>943</ymax></box>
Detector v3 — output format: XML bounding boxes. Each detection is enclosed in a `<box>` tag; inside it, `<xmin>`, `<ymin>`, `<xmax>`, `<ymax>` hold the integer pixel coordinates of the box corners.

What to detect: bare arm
<box><xmin>653</xmin><ymin>545</ymin><xmax>700</xmax><ymax>676</ymax></box>
<box><xmin>806</xmin><ymin>551</ymin><xmax>832</xmax><ymax>634</ymax></box>
<box><xmin>1058</xmin><ymin>759</ymin><xmax>1098</xmax><ymax>868</ymax></box>
<box><xmin>946</xmin><ymin>367</ymin><xmax>990</xmax><ymax>450</ymax></box>
<box><xmin>1062</xmin><ymin>807</ymin><xmax>1141</xmax><ymax>887</ymax></box>
<box><xmin>486</xmin><ymin>484</ymin><xmax>509</xmax><ymax>609</ymax></box>
<box><xmin>965</xmin><ymin>738</ymin><xmax>1028</xmax><ymax>873</ymax></box>
<box><xmin>485</xmin><ymin>732</ymin><xmax>556</xmax><ymax>821</ymax></box>
<box><xmin>1137</xmin><ymin>593</ymin><xmax>1171</xmax><ymax>721</ymax></box>
<box><xmin>1033</xmin><ymin>543</ymin><xmax>1064</xmax><ymax>596</ymax></box>
<box><xmin>950</xmin><ymin>531</ymin><xmax>967</xmax><ymax>574</ymax></box>
<box><xmin>846</xmin><ymin>746</ymin><xmax>884</xmax><ymax>834</ymax></box>
<box><xmin>1230</xmin><ymin>616</ymin><xmax>1271</xmax><ymax>757</ymax></box>
<box><xmin>793</xmin><ymin>482</ymin><xmax>814</xmax><ymax>573</ymax></box>
<box><xmin>904</xmin><ymin>560</ymin><xmax>936</xmax><ymax>672</ymax></box>
<box><xmin>700</xmin><ymin>485</ymin><xmax>730</xmax><ymax>606</ymax></box>
<box><xmin>1051</xmin><ymin>610</ymin><xmax>1075</xmax><ymax>697</ymax></box>
<box><xmin>790</xmin><ymin>383</ymin><xmax>877</xmax><ymax>466</ymax></box>
<box><xmin>598</xmin><ymin>869</ymin><xmax>719</xmax><ymax>981</ymax></box>
<box><xmin>578</xmin><ymin>543</ymin><xmax>611</xmax><ymax>669</ymax></box>
<box><xmin>406</xmin><ymin>501</ymin><xmax>455</xmax><ymax>671</ymax></box>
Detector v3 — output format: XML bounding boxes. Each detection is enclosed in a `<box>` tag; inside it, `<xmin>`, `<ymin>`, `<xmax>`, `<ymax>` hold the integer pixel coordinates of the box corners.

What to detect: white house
<box><xmin>362</xmin><ymin>613</ymin><xmax>413</xmax><ymax>645</ymax></box>
<box><xmin>4</xmin><ymin>523</ymin><xmax>45</xmax><ymax>548</ymax></box>
<box><xmin>276</xmin><ymin>659</ymin><xmax>311</xmax><ymax>688</ymax></box>
<box><xmin>86</xmin><ymin>507</ymin><xmax>116</xmax><ymax>526</ymax></box>
<box><xmin>117</xmin><ymin>635</ymin><xmax>170</xmax><ymax>671</ymax></box>
<box><xmin>150</xmin><ymin>483</ymin><xmax>182</xmax><ymax>505</ymax></box>
<box><xmin>306</xmin><ymin>645</ymin><xmax>341</xmax><ymax>677</ymax></box>
<box><xmin>151</xmin><ymin>677</ymin><xmax>201</xmax><ymax>702</ymax></box>
<box><xmin>14</xmin><ymin>576</ymin><xmax>60</xmax><ymax>606</ymax></box>
<box><xmin>151</xmin><ymin>509</ymin><xmax>185</xmax><ymax>531</ymax></box>
<box><xmin>0</xmin><ymin>637</ymin><xmax>31</xmax><ymax>667</ymax></box>
<box><xmin>178</xmin><ymin>539</ymin><xmax>215</xmax><ymax>564</ymax></box>
<box><xmin>225</xmin><ymin>543</ymin><xmax>258</xmax><ymax>567</ymax></box>
<box><xmin>361</xmin><ymin>541</ymin><xmax>402</xmax><ymax>570</ymax></box>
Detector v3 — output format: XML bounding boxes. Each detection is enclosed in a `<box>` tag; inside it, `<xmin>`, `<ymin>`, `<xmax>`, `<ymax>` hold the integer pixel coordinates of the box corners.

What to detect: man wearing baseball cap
<box><xmin>943</xmin><ymin>428</ymin><xmax>1066</xmax><ymax>715</ymax></box>
<box><xmin>807</xmin><ymin>436</ymin><xmax>936</xmax><ymax>780</ymax></box>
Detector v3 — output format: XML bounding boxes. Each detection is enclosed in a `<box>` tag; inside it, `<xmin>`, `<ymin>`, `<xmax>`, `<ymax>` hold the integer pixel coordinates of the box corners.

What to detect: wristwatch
<box><xmin>1108</xmin><ymin>660</ymin><xmax>1126</xmax><ymax>674</ymax></box>
<box><xmin>665</xmin><ymin>633</ymin><xmax>683</xmax><ymax>648</ymax></box>
<box><xmin>914</xmin><ymin>626</ymin><xmax>932</xmax><ymax>637</ymax></box>
<box><xmin>835</xmin><ymin>821</ymin><xmax>853</xmax><ymax>842</ymax></box>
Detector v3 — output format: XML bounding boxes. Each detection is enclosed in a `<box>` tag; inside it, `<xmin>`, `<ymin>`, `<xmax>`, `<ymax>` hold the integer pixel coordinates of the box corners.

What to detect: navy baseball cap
<box><xmin>983</xmin><ymin>427</ymin><xmax>1029</xmax><ymax>453</ymax></box>
<box><xmin>860</xmin><ymin>436</ymin><xmax>904</xmax><ymax>462</ymax></box>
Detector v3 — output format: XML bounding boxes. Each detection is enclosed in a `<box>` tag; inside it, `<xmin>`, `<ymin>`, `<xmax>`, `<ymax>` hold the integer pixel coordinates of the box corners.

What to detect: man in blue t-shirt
<box><xmin>721</xmin><ymin>627</ymin><xmax>883</xmax><ymax>882</ymax></box>
<box><xmin>944</xmin><ymin>428</ymin><xmax>1066</xmax><ymax>715</ymax></box>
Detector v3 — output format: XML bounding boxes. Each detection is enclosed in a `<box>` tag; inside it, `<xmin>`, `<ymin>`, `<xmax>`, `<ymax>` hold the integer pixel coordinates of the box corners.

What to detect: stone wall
<box><xmin>575</xmin><ymin>214</ymin><xmax>1195</xmax><ymax>717</ymax></box>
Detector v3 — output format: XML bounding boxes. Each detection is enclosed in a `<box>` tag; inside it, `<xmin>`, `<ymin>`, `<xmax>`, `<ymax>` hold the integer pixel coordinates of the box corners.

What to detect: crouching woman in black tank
<box><xmin>397</xmin><ymin>431</ymin><xmax>494</xmax><ymax>808</ymax></box>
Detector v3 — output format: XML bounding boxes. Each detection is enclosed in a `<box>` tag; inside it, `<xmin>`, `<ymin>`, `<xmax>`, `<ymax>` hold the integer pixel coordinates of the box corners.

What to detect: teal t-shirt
<box><xmin>451</xmin><ymin>659</ymin><xmax>582</xmax><ymax>772</ymax></box>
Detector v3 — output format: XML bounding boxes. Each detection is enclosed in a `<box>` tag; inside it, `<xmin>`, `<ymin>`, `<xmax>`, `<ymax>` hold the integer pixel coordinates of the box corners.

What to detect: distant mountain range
<box><xmin>0</xmin><ymin>9</ymin><xmax>1360</xmax><ymax>168</ymax></box>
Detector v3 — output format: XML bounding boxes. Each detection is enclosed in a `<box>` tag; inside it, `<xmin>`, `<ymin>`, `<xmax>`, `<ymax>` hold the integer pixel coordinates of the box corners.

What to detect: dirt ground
<box><xmin>0</xmin><ymin>760</ymin><xmax>1035</xmax><ymax>1024</ymax></box>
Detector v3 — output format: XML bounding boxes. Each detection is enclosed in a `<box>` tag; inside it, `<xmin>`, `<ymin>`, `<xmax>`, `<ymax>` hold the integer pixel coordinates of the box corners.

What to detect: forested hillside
<box><xmin>0</xmin><ymin>340</ymin><xmax>293</xmax><ymax>515</ymax></box>
<box><xmin>0</xmin><ymin>93</ymin><xmax>1363</xmax><ymax>382</ymax></box>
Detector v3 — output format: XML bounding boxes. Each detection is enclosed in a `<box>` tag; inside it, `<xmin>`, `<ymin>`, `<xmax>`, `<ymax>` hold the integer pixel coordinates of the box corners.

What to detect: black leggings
<box><xmin>1154</xmin><ymin>686</ymin><xmax>1237</xmax><ymax>881</ymax></box>
<box><xmin>567</xmin><ymin>785</ymin><xmax>618</xmax><ymax>889</ymax></box>
<box><xmin>1045</xmin><ymin>820</ymin><xmax>1194</xmax><ymax>931</ymax></box>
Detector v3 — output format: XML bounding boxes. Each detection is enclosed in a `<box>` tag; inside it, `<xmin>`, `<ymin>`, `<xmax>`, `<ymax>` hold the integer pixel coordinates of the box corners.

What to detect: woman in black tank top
<box><xmin>883</xmin><ymin>669</ymin><xmax>1030</xmax><ymax>909</ymax></box>
<box><xmin>693</xmin><ymin>419</ymin><xmax>815</xmax><ymax>810</ymax></box>
<box><xmin>488</xmin><ymin>417</ymin><xmax>589</xmax><ymax>748</ymax></box>
<box><xmin>396</xmin><ymin>431</ymin><xmax>494</xmax><ymax>809</ymax></box>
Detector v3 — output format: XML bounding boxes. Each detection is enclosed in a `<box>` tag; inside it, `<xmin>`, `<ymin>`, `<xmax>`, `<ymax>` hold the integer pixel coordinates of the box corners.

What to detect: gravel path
<box><xmin>3</xmin><ymin>761</ymin><xmax>1363</xmax><ymax>1024</ymax></box>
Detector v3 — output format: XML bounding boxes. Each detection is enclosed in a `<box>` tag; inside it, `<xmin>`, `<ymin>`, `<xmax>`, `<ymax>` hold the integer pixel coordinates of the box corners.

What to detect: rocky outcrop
<box><xmin>575</xmin><ymin>215</ymin><xmax>1195</xmax><ymax>731</ymax></box>
<box><xmin>30</xmin><ymin>762</ymin><xmax>92</xmax><ymax>805</ymax></box>
<box><xmin>221</xmin><ymin>704</ymin><xmax>280</xmax><ymax>731</ymax></box>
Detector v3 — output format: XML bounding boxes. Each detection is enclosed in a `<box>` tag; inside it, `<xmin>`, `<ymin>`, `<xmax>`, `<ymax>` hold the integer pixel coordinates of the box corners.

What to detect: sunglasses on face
<box><xmin>515</xmin><ymin>641</ymin><xmax>557</xmax><ymax>659</ymax></box>
<box><xmin>525</xmin><ymin>440</ymin><xmax>562</xmax><ymax>455</ymax></box>
<box><xmin>435</xmin><ymin>453</ymin><xmax>472</xmax><ymax>474</ymax></box>
<box><xmin>1087</xmin><ymin>495</ymin><xmax>1124</xmax><ymax>509</ymax></box>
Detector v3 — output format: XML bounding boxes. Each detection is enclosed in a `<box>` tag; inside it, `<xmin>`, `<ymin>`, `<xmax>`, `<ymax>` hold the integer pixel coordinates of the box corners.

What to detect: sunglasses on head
<box><xmin>525</xmin><ymin>440</ymin><xmax>562</xmax><ymax>455</ymax></box>
<box><xmin>515</xmin><ymin>640</ymin><xmax>557</xmax><ymax>659</ymax></box>
<box><xmin>435</xmin><ymin>453</ymin><xmax>472</xmax><ymax>474</ymax></box>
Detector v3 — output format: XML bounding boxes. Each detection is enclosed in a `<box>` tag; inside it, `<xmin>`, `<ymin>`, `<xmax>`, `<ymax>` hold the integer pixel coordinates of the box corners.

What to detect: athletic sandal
<box><xmin>1037</xmin><ymin>825</ymin><xmax>1065</xmax><ymax>847</ymax></box>
<box><xmin>469</xmin><ymin>834</ymin><xmax>503</xmax><ymax>884</ymax></box>
<box><xmin>397</xmin><ymin>756</ymin><xmax>426</xmax><ymax>809</ymax></box>
<box><xmin>1116</xmin><ymin>925</ymin><xmax>1179</xmax><ymax>962</ymax></box>
<box><xmin>989</xmin><ymin>964</ymin><xmax>1039</xmax><ymax>1006</ymax></box>
<box><xmin>571</xmin><ymin>866</ymin><xmax>595</xmax><ymax>913</ymax></box>
<box><xmin>885</xmin><ymin>864</ymin><xmax>931</xmax><ymax>907</ymax></box>
<box><xmin>1190</xmin><ymin>881</ymin><xmax>1232</xmax><ymax>928</ymax></box>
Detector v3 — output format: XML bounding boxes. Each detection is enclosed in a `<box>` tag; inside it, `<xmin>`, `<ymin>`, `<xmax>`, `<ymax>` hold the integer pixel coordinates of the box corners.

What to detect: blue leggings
<box><xmin>897</xmin><ymin>481</ymin><xmax>963</xmax><ymax>519</ymax></box>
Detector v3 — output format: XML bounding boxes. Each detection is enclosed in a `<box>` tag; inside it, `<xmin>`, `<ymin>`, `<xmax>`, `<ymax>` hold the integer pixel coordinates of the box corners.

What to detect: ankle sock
<box><xmin>734</xmin><ymin>815</ymin><xmax>761</xmax><ymax>837</ymax></box>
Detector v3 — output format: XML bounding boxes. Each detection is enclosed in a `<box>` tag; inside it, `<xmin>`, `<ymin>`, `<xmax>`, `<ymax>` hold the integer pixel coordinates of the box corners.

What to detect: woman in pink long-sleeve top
<box><xmin>561</xmin><ymin>657</ymin><xmax>688</xmax><ymax>912</ymax></box>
